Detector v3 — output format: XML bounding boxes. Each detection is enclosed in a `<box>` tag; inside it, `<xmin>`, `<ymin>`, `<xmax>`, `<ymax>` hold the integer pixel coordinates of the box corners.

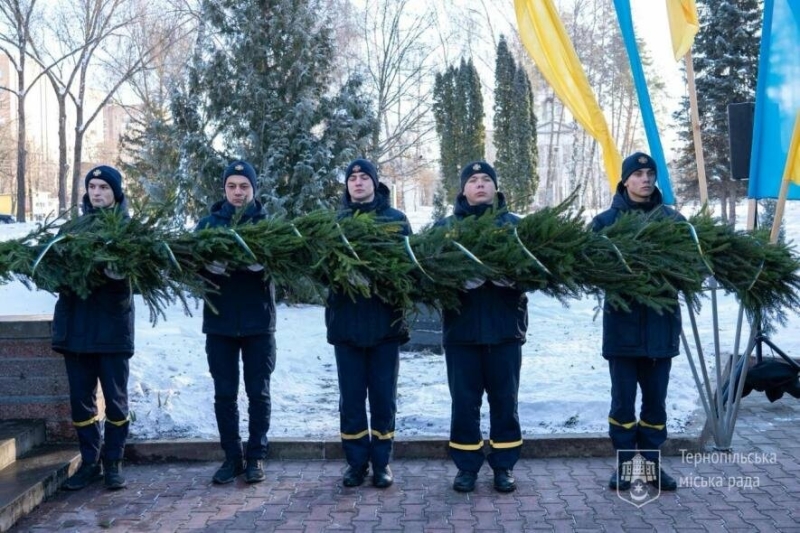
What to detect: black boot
<box><xmin>342</xmin><ymin>464</ymin><xmax>368</xmax><ymax>487</ymax></box>
<box><xmin>493</xmin><ymin>468</ymin><xmax>517</xmax><ymax>493</ymax></box>
<box><xmin>372</xmin><ymin>465</ymin><xmax>393</xmax><ymax>488</ymax></box>
<box><xmin>103</xmin><ymin>459</ymin><xmax>127</xmax><ymax>490</ymax></box>
<box><xmin>649</xmin><ymin>467</ymin><xmax>678</xmax><ymax>491</ymax></box>
<box><xmin>213</xmin><ymin>457</ymin><xmax>245</xmax><ymax>484</ymax></box>
<box><xmin>609</xmin><ymin>467</ymin><xmax>631</xmax><ymax>491</ymax></box>
<box><xmin>453</xmin><ymin>470</ymin><xmax>477</xmax><ymax>493</ymax></box>
<box><xmin>62</xmin><ymin>461</ymin><xmax>102</xmax><ymax>491</ymax></box>
<box><xmin>245</xmin><ymin>459</ymin><xmax>265</xmax><ymax>484</ymax></box>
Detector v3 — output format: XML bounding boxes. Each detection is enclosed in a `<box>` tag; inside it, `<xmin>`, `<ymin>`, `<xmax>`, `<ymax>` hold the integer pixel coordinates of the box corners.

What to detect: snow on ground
<box><xmin>2</xmin><ymin>202</ymin><xmax>799</xmax><ymax>442</ymax></box>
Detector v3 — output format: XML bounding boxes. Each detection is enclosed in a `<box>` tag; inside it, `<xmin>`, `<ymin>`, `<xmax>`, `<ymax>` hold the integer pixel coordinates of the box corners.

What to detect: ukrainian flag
<box><xmin>748</xmin><ymin>0</ymin><xmax>800</xmax><ymax>199</ymax></box>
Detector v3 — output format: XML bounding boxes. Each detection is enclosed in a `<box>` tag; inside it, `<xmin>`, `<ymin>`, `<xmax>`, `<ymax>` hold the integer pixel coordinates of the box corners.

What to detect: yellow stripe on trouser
<box><xmin>638</xmin><ymin>419</ymin><xmax>665</xmax><ymax>430</ymax></box>
<box><xmin>608</xmin><ymin>417</ymin><xmax>636</xmax><ymax>429</ymax></box>
<box><xmin>73</xmin><ymin>416</ymin><xmax>99</xmax><ymax>427</ymax></box>
<box><xmin>489</xmin><ymin>439</ymin><xmax>523</xmax><ymax>449</ymax></box>
<box><xmin>341</xmin><ymin>429</ymin><xmax>369</xmax><ymax>440</ymax></box>
<box><xmin>371</xmin><ymin>429</ymin><xmax>395</xmax><ymax>440</ymax></box>
<box><xmin>449</xmin><ymin>441</ymin><xmax>484</xmax><ymax>451</ymax></box>
<box><xmin>106</xmin><ymin>417</ymin><xmax>130</xmax><ymax>427</ymax></box>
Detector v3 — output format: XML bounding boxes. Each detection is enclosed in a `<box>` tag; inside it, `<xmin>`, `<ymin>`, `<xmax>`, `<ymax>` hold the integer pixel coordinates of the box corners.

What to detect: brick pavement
<box><xmin>11</xmin><ymin>393</ymin><xmax>800</xmax><ymax>532</ymax></box>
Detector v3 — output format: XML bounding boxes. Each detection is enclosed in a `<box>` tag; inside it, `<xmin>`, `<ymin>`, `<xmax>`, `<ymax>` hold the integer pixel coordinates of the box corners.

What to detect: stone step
<box><xmin>0</xmin><ymin>358</ymin><xmax>69</xmax><ymax>379</ymax></box>
<box><xmin>0</xmin><ymin>444</ymin><xmax>79</xmax><ymax>533</ymax></box>
<box><xmin>0</xmin><ymin>420</ymin><xmax>46</xmax><ymax>471</ymax></box>
<box><xmin>0</xmin><ymin>376</ymin><xmax>70</xmax><ymax>397</ymax></box>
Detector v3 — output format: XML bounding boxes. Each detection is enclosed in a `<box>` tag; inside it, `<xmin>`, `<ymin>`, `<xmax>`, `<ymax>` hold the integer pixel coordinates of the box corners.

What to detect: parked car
<box><xmin>0</xmin><ymin>214</ymin><xmax>16</xmax><ymax>224</ymax></box>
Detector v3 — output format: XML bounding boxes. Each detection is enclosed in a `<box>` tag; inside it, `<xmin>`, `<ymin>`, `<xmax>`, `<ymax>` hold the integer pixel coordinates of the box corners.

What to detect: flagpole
<box><xmin>684</xmin><ymin>49</ymin><xmax>709</xmax><ymax>205</ymax></box>
<box><xmin>770</xmin><ymin>113</ymin><xmax>800</xmax><ymax>242</ymax></box>
<box><xmin>746</xmin><ymin>199</ymin><xmax>757</xmax><ymax>231</ymax></box>
<box><xmin>770</xmin><ymin>175</ymin><xmax>789</xmax><ymax>243</ymax></box>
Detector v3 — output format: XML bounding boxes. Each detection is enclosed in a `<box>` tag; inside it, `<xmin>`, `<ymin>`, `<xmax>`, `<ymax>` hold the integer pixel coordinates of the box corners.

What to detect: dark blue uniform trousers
<box><xmin>608</xmin><ymin>357</ymin><xmax>671</xmax><ymax>462</ymax></box>
<box><xmin>334</xmin><ymin>342</ymin><xmax>400</xmax><ymax>469</ymax></box>
<box><xmin>445</xmin><ymin>342</ymin><xmax>523</xmax><ymax>473</ymax></box>
<box><xmin>206</xmin><ymin>334</ymin><xmax>276</xmax><ymax>460</ymax></box>
<box><xmin>63</xmin><ymin>352</ymin><xmax>130</xmax><ymax>463</ymax></box>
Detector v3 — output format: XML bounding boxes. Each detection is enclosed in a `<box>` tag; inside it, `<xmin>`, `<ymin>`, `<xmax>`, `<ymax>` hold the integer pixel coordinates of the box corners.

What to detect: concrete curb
<box><xmin>124</xmin><ymin>430</ymin><xmax>704</xmax><ymax>463</ymax></box>
<box><xmin>124</xmin><ymin>406</ymin><xmax>708</xmax><ymax>463</ymax></box>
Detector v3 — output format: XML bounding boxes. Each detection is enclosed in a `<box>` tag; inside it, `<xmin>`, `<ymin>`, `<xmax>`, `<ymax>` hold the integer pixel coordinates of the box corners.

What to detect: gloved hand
<box><xmin>103</xmin><ymin>264</ymin><xmax>124</xmax><ymax>280</ymax></box>
<box><xmin>246</xmin><ymin>264</ymin><xmax>265</xmax><ymax>272</ymax></box>
<box><xmin>204</xmin><ymin>261</ymin><xmax>227</xmax><ymax>275</ymax></box>
<box><xmin>348</xmin><ymin>271</ymin><xmax>370</xmax><ymax>289</ymax></box>
<box><xmin>463</xmin><ymin>278</ymin><xmax>485</xmax><ymax>290</ymax></box>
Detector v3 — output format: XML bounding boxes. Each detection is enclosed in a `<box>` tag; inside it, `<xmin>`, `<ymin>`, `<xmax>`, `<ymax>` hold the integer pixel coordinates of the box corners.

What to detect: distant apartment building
<box><xmin>0</xmin><ymin>56</ymin><xmax>131</xmax><ymax>217</ymax></box>
<box><xmin>535</xmin><ymin>96</ymin><xmax>576</xmax><ymax>208</ymax></box>
<box><xmin>103</xmin><ymin>103</ymin><xmax>130</xmax><ymax>150</ymax></box>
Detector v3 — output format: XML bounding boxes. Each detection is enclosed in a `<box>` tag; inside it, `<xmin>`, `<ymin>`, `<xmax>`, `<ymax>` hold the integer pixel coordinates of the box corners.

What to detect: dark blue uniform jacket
<box><xmin>326</xmin><ymin>183</ymin><xmax>411</xmax><ymax>347</ymax></box>
<box><xmin>434</xmin><ymin>192</ymin><xmax>529</xmax><ymax>346</ymax></box>
<box><xmin>52</xmin><ymin>195</ymin><xmax>135</xmax><ymax>356</ymax></box>
<box><xmin>591</xmin><ymin>186</ymin><xmax>684</xmax><ymax>359</ymax></box>
<box><xmin>196</xmin><ymin>199</ymin><xmax>276</xmax><ymax>337</ymax></box>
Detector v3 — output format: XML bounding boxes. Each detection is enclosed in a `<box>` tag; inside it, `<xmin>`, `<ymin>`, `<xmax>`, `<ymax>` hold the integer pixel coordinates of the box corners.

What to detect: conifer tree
<box><xmin>433</xmin><ymin>58</ymin><xmax>485</xmax><ymax>204</ymax></box>
<box><xmin>127</xmin><ymin>0</ymin><xmax>377</xmax><ymax>220</ymax></box>
<box><xmin>432</xmin><ymin>67</ymin><xmax>456</xmax><ymax>210</ymax></box>
<box><xmin>673</xmin><ymin>0</ymin><xmax>761</xmax><ymax>221</ymax></box>
<box><xmin>119</xmin><ymin>105</ymin><xmax>182</xmax><ymax>211</ymax></box>
<box><xmin>493</xmin><ymin>36</ymin><xmax>515</xmax><ymax>197</ymax></box>
<box><xmin>458</xmin><ymin>58</ymin><xmax>485</xmax><ymax>167</ymax></box>
<box><xmin>493</xmin><ymin>35</ymin><xmax>538</xmax><ymax>213</ymax></box>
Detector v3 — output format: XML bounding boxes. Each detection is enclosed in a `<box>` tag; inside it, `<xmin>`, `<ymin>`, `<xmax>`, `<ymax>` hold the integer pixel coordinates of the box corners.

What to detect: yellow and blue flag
<box><xmin>749</xmin><ymin>0</ymin><xmax>800</xmax><ymax>199</ymax></box>
<box><xmin>783</xmin><ymin>112</ymin><xmax>800</xmax><ymax>187</ymax></box>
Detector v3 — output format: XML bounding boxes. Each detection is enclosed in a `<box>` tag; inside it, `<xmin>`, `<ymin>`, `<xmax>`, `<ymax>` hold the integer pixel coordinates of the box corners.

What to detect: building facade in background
<box><xmin>0</xmin><ymin>56</ymin><xmax>130</xmax><ymax>219</ymax></box>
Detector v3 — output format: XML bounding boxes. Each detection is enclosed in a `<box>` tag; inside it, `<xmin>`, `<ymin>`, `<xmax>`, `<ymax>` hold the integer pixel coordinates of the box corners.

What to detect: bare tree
<box><xmin>25</xmin><ymin>0</ymin><xmax>133</xmax><ymax>212</ymax></box>
<box><xmin>0</xmin><ymin>116</ymin><xmax>17</xmax><ymax>206</ymax></box>
<box><xmin>356</xmin><ymin>0</ymin><xmax>438</xmax><ymax>170</ymax></box>
<box><xmin>119</xmin><ymin>0</ymin><xmax>195</xmax><ymax>116</ymax></box>
<box><xmin>114</xmin><ymin>0</ymin><xmax>197</xmax><ymax>202</ymax></box>
<box><xmin>0</xmin><ymin>0</ymin><xmax>40</xmax><ymax>221</ymax></box>
<box><xmin>32</xmin><ymin>0</ymin><xmax>178</xmax><ymax>211</ymax></box>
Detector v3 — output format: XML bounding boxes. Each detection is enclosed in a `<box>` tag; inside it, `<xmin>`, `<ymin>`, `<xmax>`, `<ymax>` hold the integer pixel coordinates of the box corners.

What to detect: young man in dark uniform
<box><xmin>55</xmin><ymin>165</ymin><xmax>134</xmax><ymax>491</ymax></box>
<box><xmin>326</xmin><ymin>158</ymin><xmax>411</xmax><ymax>488</ymax></box>
<box><xmin>434</xmin><ymin>161</ymin><xmax>528</xmax><ymax>493</ymax></box>
<box><xmin>591</xmin><ymin>152</ymin><xmax>682</xmax><ymax>492</ymax></box>
<box><xmin>196</xmin><ymin>160</ymin><xmax>277</xmax><ymax>485</ymax></box>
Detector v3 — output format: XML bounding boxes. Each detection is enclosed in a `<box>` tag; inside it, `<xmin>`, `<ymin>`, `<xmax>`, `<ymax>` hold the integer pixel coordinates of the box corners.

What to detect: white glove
<box><xmin>491</xmin><ymin>278</ymin><xmax>515</xmax><ymax>288</ymax></box>
<box><xmin>205</xmin><ymin>261</ymin><xmax>227</xmax><ymax>275</ymax></box>
<box><xmin>103</xmin><ymin>265</ymin><xmax>124</xmax><ymax>280</ymax></box>
<box><xmin>246</xmin><ymin>264</ymin><xmax>265</xmax><ymax>272</ymax></box>
<box><xmin>463</xmin><ymin>278</ymin><xmax>485</xmax><ymax>290</ymax></box>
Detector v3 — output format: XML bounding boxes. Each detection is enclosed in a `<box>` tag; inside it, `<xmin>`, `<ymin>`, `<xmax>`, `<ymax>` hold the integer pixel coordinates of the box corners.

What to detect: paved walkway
<box><xmin>11</xmin><ymin>392</ymin><xmax>800</xmax><ymax>532</ymax></box>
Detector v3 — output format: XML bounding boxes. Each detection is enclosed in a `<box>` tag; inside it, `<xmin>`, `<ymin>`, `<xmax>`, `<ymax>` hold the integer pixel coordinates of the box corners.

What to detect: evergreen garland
<box><xmin>690</xmin><ymin>209</ymin><xmax>800</xmax><ymax>328</ymax></box>
<box><xmin>2</xmin><ymin>202</ymin><xmax>798</xmax><ymax>329</ymax></box>
<box><xmin>0</xmin><ymin>230</ymin><xmax>41</xmax><ymax>284</ymax></box>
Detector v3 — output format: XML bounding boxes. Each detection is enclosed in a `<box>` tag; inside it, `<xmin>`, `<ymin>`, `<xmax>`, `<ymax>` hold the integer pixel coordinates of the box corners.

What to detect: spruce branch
<box><xmin>1</xmin><ymin>200</ymin><xmax>798</xmax><ymax>328</ymax></box>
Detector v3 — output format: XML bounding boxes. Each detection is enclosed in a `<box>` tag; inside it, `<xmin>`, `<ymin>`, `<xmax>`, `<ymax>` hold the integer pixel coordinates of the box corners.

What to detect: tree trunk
<box><xmin>57</xmin><ymin>93</ymin><xmax>68</xmax><ymax>213</ymax></box>
<box><xmin>71</xmin><ymin>115</ymin><xmax>84</xmax><ymax>209</ymax></box>
<box><xmin>15</xmin><ymin>69</ymin><xmax>26</xmax><ymax>223</ymax></box>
